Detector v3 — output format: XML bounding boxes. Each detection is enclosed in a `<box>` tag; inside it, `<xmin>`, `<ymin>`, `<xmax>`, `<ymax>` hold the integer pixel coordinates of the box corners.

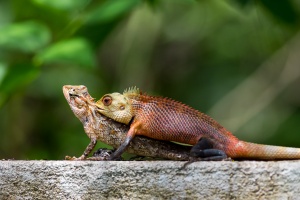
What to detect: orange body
<box><xmin>128</xmin><ymin>94</ymin><xmax>300</xmax><ymax>160</ymax></box>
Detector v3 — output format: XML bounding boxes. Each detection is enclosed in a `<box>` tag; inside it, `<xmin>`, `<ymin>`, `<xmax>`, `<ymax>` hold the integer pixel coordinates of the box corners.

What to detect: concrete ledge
<box><xmin>1</xmin><ymin>160</ymin><xmax>300</xmax><ymax>199</ymax></box>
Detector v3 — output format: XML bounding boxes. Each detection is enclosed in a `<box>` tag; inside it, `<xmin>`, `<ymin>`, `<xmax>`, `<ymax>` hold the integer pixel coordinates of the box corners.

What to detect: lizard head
<box><xmin>96</xmin><ymin>92</ymin><xmax>133</xmax><ymax>125</ymax></box>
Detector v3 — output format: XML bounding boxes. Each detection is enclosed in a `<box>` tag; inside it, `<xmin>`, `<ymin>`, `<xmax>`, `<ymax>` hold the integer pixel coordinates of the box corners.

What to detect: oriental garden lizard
<box><xmin>96</xmin><ymin>87</ymin><xmax>300</xmax><ymax>160</ymax></box>
<box><xmin>63</xmin><ymin>85</ymin><xmax>202</xmax><ymax>161</ymax></box>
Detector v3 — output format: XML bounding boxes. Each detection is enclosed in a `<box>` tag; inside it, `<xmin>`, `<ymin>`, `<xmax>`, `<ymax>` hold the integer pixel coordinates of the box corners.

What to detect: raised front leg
<box><xmin>65</xmin><ymin>137</ymin><xmax>97</xmax><ymax>160</ymax></box>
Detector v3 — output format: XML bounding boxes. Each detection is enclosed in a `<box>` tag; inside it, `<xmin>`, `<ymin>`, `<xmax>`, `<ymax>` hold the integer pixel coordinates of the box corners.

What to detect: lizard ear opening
<box><xmin>102</xmin><ymin>96</ymin><xmax>112</xmax><ymax>106</ymax></box>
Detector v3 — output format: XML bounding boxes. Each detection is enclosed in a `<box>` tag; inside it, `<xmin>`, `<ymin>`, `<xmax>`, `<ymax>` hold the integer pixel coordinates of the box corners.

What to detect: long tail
<box><xmin>227</xmin><ymin>140</ymin><xmax>300</xmax><ymax>160</ymax></box>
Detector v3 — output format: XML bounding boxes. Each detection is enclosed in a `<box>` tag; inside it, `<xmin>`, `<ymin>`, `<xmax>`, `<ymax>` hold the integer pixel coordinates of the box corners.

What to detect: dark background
<box><xmin>1</xmin><ymin>0</ymin><xmax>300</xmax><ymax>160</ymax></box>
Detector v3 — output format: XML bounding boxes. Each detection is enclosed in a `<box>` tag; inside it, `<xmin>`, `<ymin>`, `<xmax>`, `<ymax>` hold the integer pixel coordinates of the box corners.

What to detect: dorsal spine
<box><xmin>123</xmin><ymin>86</ymin><xmax>140</xmax><ymax>96</ymax></box>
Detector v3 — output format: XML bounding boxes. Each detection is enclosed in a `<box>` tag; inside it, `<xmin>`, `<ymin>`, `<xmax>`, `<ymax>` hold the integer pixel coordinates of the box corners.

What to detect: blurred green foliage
<box><xmin>0</xmin><ymin>0</ymin><xmax>300</xmax><ymax>160</ymax></box>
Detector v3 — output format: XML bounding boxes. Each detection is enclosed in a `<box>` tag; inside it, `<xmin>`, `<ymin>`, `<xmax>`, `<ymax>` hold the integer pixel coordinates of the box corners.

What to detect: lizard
<box><xmin>95</xmin><ymin>86</ymin><xmax>300</xmax><ymax>160</ymax></box>
<box><xmin>63</xmin><ymin>85</ymin><xmax>205</xmax><ymax>161</ymax></box>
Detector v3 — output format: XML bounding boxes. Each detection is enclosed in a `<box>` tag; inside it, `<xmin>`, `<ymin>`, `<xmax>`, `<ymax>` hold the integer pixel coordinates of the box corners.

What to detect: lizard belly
<box><xmin>135</xmin><ymin>111</ymin><xmax>202</xmax><ymax>145</ymax></box>
<box><xmin>137</xmin><ymin>125</ymin><xmax>200</xmax><ymax>145</ymax></box>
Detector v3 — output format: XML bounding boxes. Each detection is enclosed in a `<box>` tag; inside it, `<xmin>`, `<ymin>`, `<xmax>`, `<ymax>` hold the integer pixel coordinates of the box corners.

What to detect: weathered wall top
<box><xmin>0</xmin><ymin>160</ymin><xmax>300</xmax><ymax>199</ymax></box>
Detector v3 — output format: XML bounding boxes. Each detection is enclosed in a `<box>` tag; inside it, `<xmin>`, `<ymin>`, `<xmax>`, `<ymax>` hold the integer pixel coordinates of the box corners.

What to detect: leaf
<box><xmin>0</xmin><ymin>21</ymin><xmax>51</xmax><ymax>53</ymax></box>
<box><xmin>31</xmin><ymin>0</ymin><xmax>89</xmax><ymax>11</ymax></box>
<box><xmin>35</xmin><ymin>38</ymin><xmax>95</xmax><ymax>68</ymax></box>
<box><xmin>0</xmin><ymin>62</ymin><xmax>7</xmax><ymax>86</ymax></box>
<box><xmin>0</xmin><ymin>63</ymin><xmax>39</xmax><ymax>107</ymax></box>
<box><xmin>86</xmin><ymin>0</ymin><xmax>140</xmax><ymax>24</ymax></box>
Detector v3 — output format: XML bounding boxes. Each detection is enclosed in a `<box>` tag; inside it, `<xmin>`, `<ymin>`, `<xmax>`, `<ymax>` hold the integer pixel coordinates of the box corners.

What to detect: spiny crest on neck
<box><xmin>123</xmin><ymin>86</ymin><xmax>141</xmax><ymax>97</ymax></box>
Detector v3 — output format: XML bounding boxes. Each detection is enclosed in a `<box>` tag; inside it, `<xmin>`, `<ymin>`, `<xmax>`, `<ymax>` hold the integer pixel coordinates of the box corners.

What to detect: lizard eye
<box><xmin>102</xmin><ymin>96</ymin><xmax>112</xmax><ymax>106</ymax></box>
<box><xmin>120</xmin><ymin>105</ymin><xmax>125</xmax><ymax>110</ymax></box>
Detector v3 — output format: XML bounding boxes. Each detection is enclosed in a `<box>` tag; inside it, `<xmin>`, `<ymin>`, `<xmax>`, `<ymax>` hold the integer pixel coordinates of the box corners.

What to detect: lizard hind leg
<box><xmin>180</xmin><ymin>138</ymin><xmax>228</xmax><ymax>170</ymax></box>
<box><xmin>190</xmin><ymin>138</ymin><xmax>227</xmax><ymax>161</ymax></box>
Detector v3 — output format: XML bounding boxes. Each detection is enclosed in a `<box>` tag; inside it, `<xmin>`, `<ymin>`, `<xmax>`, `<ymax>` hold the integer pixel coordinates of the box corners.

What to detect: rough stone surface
<box><xmin>0</xmin><ymin>160</ymin><xmax>300</xmax><ymax>199</ymax></box>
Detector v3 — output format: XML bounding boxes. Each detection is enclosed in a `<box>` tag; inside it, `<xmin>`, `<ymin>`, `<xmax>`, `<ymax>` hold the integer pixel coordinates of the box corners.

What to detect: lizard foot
<box><xmin>91</xmin><ymin>148</ymin><xmax>122</xmax><ymax>160</ymax></box>
<box><xmin>65</xmin><ymin>155</ymin><xmax>108</xmax><ymax>161</ymax></box>
<box><xmin>191</xmin><ymin>149</ymin><xmax>228</xmax><ymax>160</ymax></box>
<box><xmin>65</xmin><ymin>155</ymin><xmax>86</xmax><ymax>161</ymax></box>
<box><xmin>190</xmin><ymin>138</ymin><xmax>228</xmax><ymax>160</ymax></box>
<box><xmin>180</xmin><ymin>150</ymin><xmax>230</xmax><ymax>170</ymax></box>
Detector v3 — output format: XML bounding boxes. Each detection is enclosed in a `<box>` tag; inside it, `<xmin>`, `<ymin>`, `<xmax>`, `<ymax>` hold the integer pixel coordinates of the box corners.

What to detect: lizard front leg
<box><xmin>108</xmin><ymin>122</ymin><xmax>140</xmax><ymax>160</ymax></box>
<box><xmin>65</xmin><ymin>137</ymin><xmax>97</xmax><ymax>160</ymax></box>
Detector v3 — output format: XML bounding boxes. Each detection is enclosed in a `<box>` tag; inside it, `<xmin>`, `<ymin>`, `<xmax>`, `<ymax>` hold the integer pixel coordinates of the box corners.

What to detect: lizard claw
<box><xmin>65</xmin><ymin>155</ymin><xmax>86</xmax><ymax>161</ymax></box>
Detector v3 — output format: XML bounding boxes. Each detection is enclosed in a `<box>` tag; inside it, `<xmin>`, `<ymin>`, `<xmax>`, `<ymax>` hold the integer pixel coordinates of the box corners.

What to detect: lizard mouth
<box><xmin>69</xmin><ymin>93</ymin><xmax>80</xmax><ymax>98</ymax></box>
<box><xmin>63</xmin><ymin>85</ymin><xmax>95</xmax><ymax>105</ymax></box>
<box><xmin>95</xmin><ymin>106</ymin><xmax>104</xmax><ymax>111</ymax></box>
